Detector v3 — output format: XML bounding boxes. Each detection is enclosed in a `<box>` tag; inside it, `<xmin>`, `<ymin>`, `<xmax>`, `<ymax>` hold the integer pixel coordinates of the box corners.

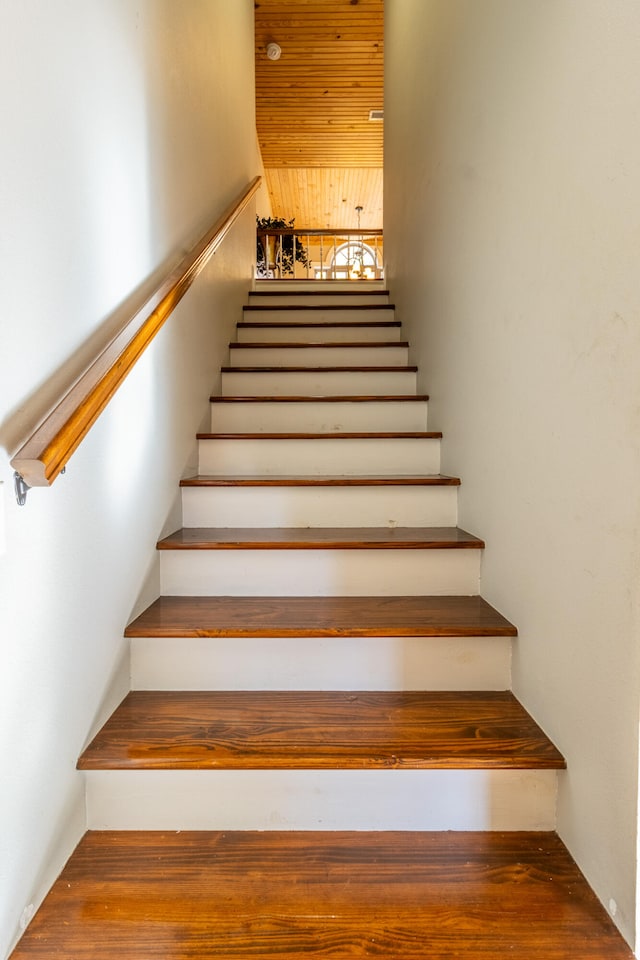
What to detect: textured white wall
<box><xmin>0</xmin><ymin>1</ymin><xmax>257</xmax><ymax>955</ymax></box>
<box><xmin>385</xmin><ymin>0</ymin><xmax>640</xmax><ymax>948</ymax></box>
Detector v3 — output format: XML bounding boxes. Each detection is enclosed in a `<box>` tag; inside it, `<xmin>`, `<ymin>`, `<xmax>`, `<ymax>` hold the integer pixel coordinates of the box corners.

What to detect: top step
<box><xmin>254</xmin><ymin>280</ymin><xmax>388</xmax><ymax>293</ymax></box>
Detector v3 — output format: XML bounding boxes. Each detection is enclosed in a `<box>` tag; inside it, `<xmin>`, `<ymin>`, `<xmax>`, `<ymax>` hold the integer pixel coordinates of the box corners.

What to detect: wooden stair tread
<box><xmin>250</xmin><ymin>289</ymin><xmax>391</xmax><ymax>297</ymax></box>
<box><xmin>197</xmin><ymin>431</ymin><xmax>442</xmax><ymax>439</ymax></box>
<box><xmin>210</xmin><ymin>395</ymin><xmax>429</xmax><ymax>402</ymax></box>
<box><xmin>180</xmin><ymin>474</ymin><xmax>460</xmax><ymax>487</ymax></box>
<box><xmin>78</xmin><ymin>690</ymin><xmax>564</xmax><ymax>771</ymax></box>
<box><xmin>157</xmin><ymin>527</ymin><xmax>484</xmax><ymax>550</ymax></box>
<box><xmin>16</xmin><ymin>830</ymin><xmax>631</xmax><ymax>959</ymax></box>
<box><xmin>221</xmin><ymin>365</ymin><xmax>418</xmax><ymax>373</ymax></box>
<box><xmin>230</xmin><ymin>340</ymin><xmax>409</xmax><ymax>348</ymax></box>
<box><xmin>124</xmin><ymin>595</ymin><xmax>517</xmax><ymax>638</ymax></box>
<box><xmin>238</xmin><ymin>320</ymin><xmax>401</xmax><ymax>328</ymax></box>
<box><xmin>244</xmin><ymin>304</ymin><xmax>395</xmax><ymax>312</ymax></box>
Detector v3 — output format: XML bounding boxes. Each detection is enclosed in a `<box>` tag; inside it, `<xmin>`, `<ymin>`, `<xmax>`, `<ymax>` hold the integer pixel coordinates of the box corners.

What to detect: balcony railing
<box><xmin>256</xmin><ymin>228</ymin><xmax>384</xmax><ymax>281</ymax></box>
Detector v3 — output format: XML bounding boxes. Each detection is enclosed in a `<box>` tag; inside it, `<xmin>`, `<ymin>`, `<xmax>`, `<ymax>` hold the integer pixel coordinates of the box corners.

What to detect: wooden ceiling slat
<box><xmin>259</xmin><ymin>128</ymin><xmax>383</xmax><ymax>135</ymax></box>
<box><xmin>257</xmin><ymin>53</ymin><xmax>381</xmax><ymax>59</ymax></box>
<box><xmin>264</xmin><ymin>169</ymin><xmax>383</xmax><ymax>229</ymax></box>
<box><xmin>256</xmin><ymin>0</ymin><xmax>383</xmax><ymax>229</ymax></box>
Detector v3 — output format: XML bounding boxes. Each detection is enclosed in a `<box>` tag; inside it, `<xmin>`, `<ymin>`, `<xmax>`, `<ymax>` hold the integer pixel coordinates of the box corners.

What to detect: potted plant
<box><xmin>256</xmin><ymin>216</ymin><xmax>309</xmax><ymax>277</ymax></box>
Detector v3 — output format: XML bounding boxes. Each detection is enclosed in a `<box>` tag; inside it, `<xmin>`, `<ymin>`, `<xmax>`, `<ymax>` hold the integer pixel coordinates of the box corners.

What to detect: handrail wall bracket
<box><xmin>14</xmin><ymin>472</ymin><xmax>30</xmax><ymax>507</ymax></box>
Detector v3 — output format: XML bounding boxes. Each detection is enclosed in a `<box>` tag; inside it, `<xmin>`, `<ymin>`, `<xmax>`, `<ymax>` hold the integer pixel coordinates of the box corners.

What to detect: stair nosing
<box><xmin>221</xmin><ymin>365</ymin><xmax>418</xmax><ymax>373</ymax></box>
<box><xmin>229</xmin><ymin>341</ymin><xmax>409</xmax><ymax>349</ymax></box>
<box><xmin>210</xmin><ymin>395</ymin><xmax>429</xmax><ymax>403</ymax></box>
<box><xmin>156</xmin><ymin>526</ymin><xmax>484</xmax><ymax>551</ymax></box>
<box><xmin>237</xmin><ymin>321</ymin><xmax>402</xmax><ymax>328</ymax></box>
<box><xmin>196</xmin><ymin>431</ymin><xmax>442</xmax><ymax>440</ymax></box>
<box><xmin>249</xmin><ymin>290</ymin><xmax>391</xmax><ymax>297</ymax></box>
<box><xmin>124</xmin><ymin>595</ymin><xmax>518</xmax><ymax>639</ymax></box>
<box><xmin>180</xmin><ymin>474</ymin><xmax>458</xmax><ymax>487</ymax></box>
<box><xmin>243</xmin><ymin>304</ymin><xmax>395</xmax><ymax>312</ymax></box>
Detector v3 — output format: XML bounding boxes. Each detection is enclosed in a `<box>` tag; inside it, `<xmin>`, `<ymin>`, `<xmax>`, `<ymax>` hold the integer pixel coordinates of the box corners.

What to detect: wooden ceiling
<box><xmin>255</xmin><ymin>0</ymin><xmax>383</xmax><ymax>229</ymax></box>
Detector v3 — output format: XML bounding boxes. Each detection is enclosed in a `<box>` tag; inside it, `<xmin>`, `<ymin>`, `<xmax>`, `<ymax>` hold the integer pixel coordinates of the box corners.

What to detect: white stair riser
<box><xmin>86</xmin><ymin>769</ymin><xmax>557</xmax><ymax>831</ymax></box>
<box><xmin>237</xmin><ymin>325</ymin><xmax>402</xmax><ymax>343</ymax></box>
<box><xmin>182</xmin><ymin>485</ymin><xmax>456</xmax><ymax>528</ymax></box>
<box><xmin>210</xmin><ymin>400</ymin><xmax>428</xmax><ymax>433</ymax></box>
<box><xmin>229</xmin><ymin>345</ymin><xmax>409</xmax><ymax>366</ymax></box>
<box><xmin>221</xmin><ymin>370</ymin><xmax>417</xmax><ymax>396</ymax></box>
<box><xmin>198</xmin><ymin>437</ymin><xmax>440</xmax><ymax>475</ymax></box>
<box><xmin>249</xmin><ymin>294</ymin><xmax>390</xmax><ymax>306</ymax></box>
<box><xmin>243</xmin><ymin>307</ymin><xmax>395</xmax><ymax>324</ymax></box>
<box><xmin>131</xmin><ymin>635</ymin><xmax>511</xmax><ymax>691</ymax></box>
<box><xmin>255</xmin><ymin>281</ymin><xmax>387</xmax><ymax>293</ymax></box>
<box><xmin>158</xmin><ymin>549</ymin><xmax>481</xmax><ymax>597</ymax></box>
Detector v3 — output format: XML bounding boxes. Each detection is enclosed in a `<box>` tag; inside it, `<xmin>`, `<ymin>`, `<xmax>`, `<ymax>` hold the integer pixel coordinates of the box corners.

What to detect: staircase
<box><xmin>11</xmin><ymin>282</ymin><xmax>632</xmax><ymax>958</ymax></box>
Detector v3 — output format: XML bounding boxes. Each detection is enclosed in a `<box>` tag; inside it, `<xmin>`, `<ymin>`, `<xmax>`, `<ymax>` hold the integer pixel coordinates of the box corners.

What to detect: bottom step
<box><xmin>78</xmin><ymin>691</ymin><xmax>563</xmax><ymax>831</ymax></box>
<box><xmin>11</xmin><ymin>831</ymin><xmax>632</xmax><ymax>959</ymax></box>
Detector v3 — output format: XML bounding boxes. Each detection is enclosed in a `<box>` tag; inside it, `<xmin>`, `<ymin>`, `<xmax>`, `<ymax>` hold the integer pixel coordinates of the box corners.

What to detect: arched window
<box><xmin>328</xmin><ymin>240</ymin><xmax>380</xmax><ymax>279</ymax></box>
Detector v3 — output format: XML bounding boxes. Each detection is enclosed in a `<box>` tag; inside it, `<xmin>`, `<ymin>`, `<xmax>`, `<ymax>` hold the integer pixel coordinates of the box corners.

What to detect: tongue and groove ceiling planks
<box><xmin>255</xmin><ymin>0</ymin><xmax>383</xmax><ymax>229</ymax></box>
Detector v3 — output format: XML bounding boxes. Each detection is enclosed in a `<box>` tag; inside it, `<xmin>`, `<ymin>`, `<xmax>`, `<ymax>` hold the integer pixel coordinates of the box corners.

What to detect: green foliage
<box><xmin>256</xmin><ymin>217</ymin><xmax>309</xmax><ymax>277</ymax></box>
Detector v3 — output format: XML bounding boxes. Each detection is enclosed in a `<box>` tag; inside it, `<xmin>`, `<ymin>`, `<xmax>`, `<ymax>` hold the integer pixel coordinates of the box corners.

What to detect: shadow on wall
<box><xmin>0</xmin><ymin>251</ymin><xmax>185</xmax><ymax>461</ymax></box>
<box><xmin>0</xmin><ymin>2</ymin><xmax>257</xmax><ymax>956</ymax></box>
<box><xmin>142</xmin><ymin>0</ymin><xmax>257</xmax><ymax>262</ymax></box>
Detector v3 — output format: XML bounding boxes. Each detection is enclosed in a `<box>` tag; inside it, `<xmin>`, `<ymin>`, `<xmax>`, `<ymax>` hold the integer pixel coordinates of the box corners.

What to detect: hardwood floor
<box><xmin>10</xmin><ymin>831</ymin><xmax>633</xmax><ymax>959</ymax></box>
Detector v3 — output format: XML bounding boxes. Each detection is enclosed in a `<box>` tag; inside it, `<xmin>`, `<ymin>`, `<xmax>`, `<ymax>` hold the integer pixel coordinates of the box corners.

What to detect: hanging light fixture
<box><xmin>350</xmin><ymin>206</ymin><xmax>365</xmax><ymax>279</ymax></box>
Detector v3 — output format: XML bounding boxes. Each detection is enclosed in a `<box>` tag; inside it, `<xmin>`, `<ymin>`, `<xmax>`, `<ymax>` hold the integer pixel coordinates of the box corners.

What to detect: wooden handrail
<box><xmin>257</xmin><ymin>228</ymin><xmax>383</xmax><ymax>237</ymax></box>
<box><xmin>11</xmin><ymin>176</ymin><xmax>261</xmax><ymax>491</ymax></box>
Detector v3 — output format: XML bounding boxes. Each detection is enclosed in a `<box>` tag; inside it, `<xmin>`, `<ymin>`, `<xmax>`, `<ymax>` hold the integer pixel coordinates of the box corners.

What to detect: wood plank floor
<box><xmin>77</xmin><ymin>690</ymin><xmax>564</xmax><ymax>770</ymax></box>
<box><xmin>10</xmin><ymin>831</ymin><xmax>633</xmax><ymax>959</ymax></box>
<box><xmin>124</xmin><ymin>595</ymin><xmax>517</xmax><ymax>638</ymax></box>
<box><xmin>156</xmin><ymin>527</ymin><xmax>484</xmax><ymax>550</ymax></box>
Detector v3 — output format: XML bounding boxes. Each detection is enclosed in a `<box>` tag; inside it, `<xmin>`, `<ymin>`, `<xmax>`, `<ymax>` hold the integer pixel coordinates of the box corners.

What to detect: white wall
<box><xmin>385</xmin><ymin>0</ymin><xmax>640</xmax><ymax>948</ymax></box>
<box><xmin>0</xmin><ymin>2</ymin><xmax>257</xmax><ymax>955</ymax></box>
